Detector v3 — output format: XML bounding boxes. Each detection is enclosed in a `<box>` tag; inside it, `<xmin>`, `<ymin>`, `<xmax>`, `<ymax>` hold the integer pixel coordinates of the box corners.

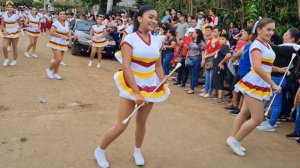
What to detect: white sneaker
<box><xmin>3</xmin><ymin>59</ymin><xmax>9</xmax><ymax>66</ymax></box>
<box><xmin>9</xmin><ymin>60</ymin><xmax>17</xmax><ymax>66</ymax></box>
<box><xmin>60</xmin><ymin>61</ymin><xmax>67</xmax><ymax>66</ymax></box>
<box><xmin>51</xmin><ymin>59</ymin><xmax>55</xmax><ymax>64</ymax></box>
<box><xmin>203</xmin><ymin>93</ymin><xmax>210</xmax><ymax>98</ymax></box>
<box><xmin>32</xmin><ymin>53</ymin><xmax>38</xmax><ymax>58</ymax></box>
<box><xmin>133</xmin><ymin>148</ymin><xmax>145</xmax><ymax>166</ymax></box>
<box><xmin>240</xmin><ymin>146</ymin><xmax>246</xmax><ymax>152</ymax></box>
<box><xmin>97</xmin><ymin>63</ymin><xmax>101</xmax><ymax>68</ymax></box>
<box><xmin>199</xmin><ymin>92</ymin><xmax>206</xmax><ymax>97</ymax></box>
<box><xmin>46</xmin><ymin>69</ymin><xmax>53</xmax><ymax>79</ymax></box>
<box><xmin>88</xmin><ymin>60</ymin><xmax>92</xmax><ymax>67</ymax></box>
<box><xmin>256</xmin><ymin>121</ymin><xmax>275</xmax><ymax>132</ymax></box>
<box><xmin>24</xmin><ymin>52</ymin><xmax>31</xmax><ymax>58</ymax></box>
<box><xmin>53</xmin><ymin>74</ymin><xmax>63</xmax><ymax>80</ymax></box>
<box><xmin>226</xmin><ymin>137</ymin><xmax>245</xmax><ymax>156</ymax></box>
<box><xmin>94</xmin><ymin>147</ymin><xmax>109</xmax><ymax>168</ymax></box>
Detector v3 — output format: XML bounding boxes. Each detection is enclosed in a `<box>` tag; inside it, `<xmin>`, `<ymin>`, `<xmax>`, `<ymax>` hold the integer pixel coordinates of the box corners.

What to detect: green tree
<box><xmin>53</xmin><ymin>0</ymin><xmax>76</xmax><ymax>10</ymax></box>
<box><xmin>141</xmin><ymin>0</ymin><xmax>299</xmax><ymax>35</ymax></box>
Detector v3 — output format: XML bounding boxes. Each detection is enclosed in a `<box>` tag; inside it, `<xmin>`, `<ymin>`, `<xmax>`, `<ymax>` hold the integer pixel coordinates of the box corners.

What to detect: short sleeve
<box><xmin>250</xmin><ymin>40</ymin><xmax>263</xmax><ymax>54</ymax></box>
<box><xmin>15</xmin><ymin>14</ymin><xmax>20</xmax><ymax>21</ymax></box>
<box><xmin>91</xmin><ymin>25</ymin><xmax>96</xmax><ymax>31</ymax></box>
<box><xmin>223</xmin><ymin>45</ymin><xmax>230</xmax><ymax>54</ymax></box>
<box><xmin>122</xmin><ymin>34</ymin><xmax>133</xmax><ymax>49</ymax></box>
<box><xmin>200</xmin><ymin>41</ymin><xmax>206</xmax><ymax>51</ymax></box>
<box><xmin>52</xmin><ymin>21</ymin><xmax>59</xmax><ymax>29</ymax></box>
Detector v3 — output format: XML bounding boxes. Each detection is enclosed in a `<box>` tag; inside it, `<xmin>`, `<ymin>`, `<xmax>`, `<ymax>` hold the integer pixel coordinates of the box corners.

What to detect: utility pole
<box><xmin>106</xmin><ymin>0</ymin><xmax>113</xmax><ymax>14</ymax></box>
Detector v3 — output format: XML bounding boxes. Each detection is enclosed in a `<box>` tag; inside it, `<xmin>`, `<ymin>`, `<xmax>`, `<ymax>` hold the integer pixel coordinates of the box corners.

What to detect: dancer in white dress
<box><xmin>46</xmin><ymin>10</ymin><xmax>76</xmax><ymax>80</ymax></box>
<box><xmin>1</xmin><ymin>1</ymin><xmax>22</xmax><ymax>66</ymax></box>
<box><xmin>94</xmin><ymin>6</ymin><xmax>173</xmax><ymax>168</ymax></box>
<box><xmin>24</xmin><ymin>7</ymin><xmax>40</xmax><ymax>58</ymax></box>
<box><xmin>226</xmin><ymin>18</ymin><xmax>281</xmax><ymax>156</ymax></box>
<box><xmin>88</xmin><ymin>15</ymin><xmax>109</xmax><ymax>68</ymax></box>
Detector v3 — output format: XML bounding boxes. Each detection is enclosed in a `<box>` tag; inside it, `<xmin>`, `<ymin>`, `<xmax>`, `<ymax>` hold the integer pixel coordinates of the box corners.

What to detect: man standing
<box><xmin>176</xmin><ymin>15</ymin><xmax>189</xmax><ymax>40</ymax></box>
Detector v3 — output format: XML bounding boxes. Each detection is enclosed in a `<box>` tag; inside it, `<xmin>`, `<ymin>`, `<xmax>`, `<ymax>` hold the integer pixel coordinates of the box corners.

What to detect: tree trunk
<box><xmin>298</xmin><ymin>0</ymin><xmax>300</xmax><ymax>20</ymax></box>
<box><xmin>106</xmin><ymin>0</ymin><xmax>113</xmax><ymax>14</ymax></box>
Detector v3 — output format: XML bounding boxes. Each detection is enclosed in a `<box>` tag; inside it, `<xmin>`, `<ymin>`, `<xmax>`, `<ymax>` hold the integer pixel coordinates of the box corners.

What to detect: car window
<box><xmin>75</xmin><ymin>21</ymin><xmax>95</xmax><ymax>32</ymax></box>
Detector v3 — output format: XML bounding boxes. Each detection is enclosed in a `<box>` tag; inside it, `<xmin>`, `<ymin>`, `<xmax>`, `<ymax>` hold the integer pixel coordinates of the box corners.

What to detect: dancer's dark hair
<box><xmin>133</xmin><ymin>5</ymin><xmax>155</xmax><ymax>32</ymax></box>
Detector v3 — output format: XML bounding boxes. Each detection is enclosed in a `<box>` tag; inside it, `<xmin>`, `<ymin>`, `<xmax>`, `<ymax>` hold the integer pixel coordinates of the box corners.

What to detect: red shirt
<box><xmin>236</xmin><ymin>40</ymin><xmax>247</xmax><ymax>51</ymax></box>
<box><xmin>205</xmin><ymin>37</ymin><xmax>221</xmax><ymax>54</ymax></box>
<box><xmin>182</xmin><ymin>36</ymin><xmax>192</xmax><ymax>57</ymax></box>
<box><xmin>211</xmin><ymin>15</ymin><xmax>218</xmax><ymax>25</ymax></box>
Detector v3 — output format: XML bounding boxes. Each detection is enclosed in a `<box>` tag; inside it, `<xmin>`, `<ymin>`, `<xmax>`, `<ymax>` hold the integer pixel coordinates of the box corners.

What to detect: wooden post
<box><xmin>298</xmin><ymin>0</ymin><xmax>300</xmax><ymax>21</ymax></box>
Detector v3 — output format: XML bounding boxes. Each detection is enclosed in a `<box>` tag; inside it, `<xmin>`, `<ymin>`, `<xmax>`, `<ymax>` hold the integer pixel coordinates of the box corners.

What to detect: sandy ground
<box><xmin>0</xmin><ymin>34</ymin><xmax>299</xmax><ymax>168</ymax></box>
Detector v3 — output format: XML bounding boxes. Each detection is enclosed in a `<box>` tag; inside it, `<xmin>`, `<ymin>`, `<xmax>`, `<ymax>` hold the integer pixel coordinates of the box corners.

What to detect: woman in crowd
<box><xmin>185</xmin><ymin>29</ymin><xmax>205</xmax><ymax>94</ymax></box>
<box><xmin>200</xmin><ymin>26</ymin><xmax>221</xmax><ymax>97</ymax></box>
<box><xmin>162</xmin><ymin>28</ymin><xmax>177</xmax><ymax>75</ymax></box>
<box><xmin>174</xmin><ymin>28</ymin><xmax>193</xmax><ymax>87</ymax></box>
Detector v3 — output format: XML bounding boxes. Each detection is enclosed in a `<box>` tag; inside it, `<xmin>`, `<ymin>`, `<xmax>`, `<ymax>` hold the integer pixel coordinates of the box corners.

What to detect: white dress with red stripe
<box><xmin>235</xmin><ymin>39</ymin><xmax>276</xmax><ymax>100</ymax></box>
<box><xmin>114</xmin><ymin>32</ymin><xmax>170</xmax><ymax>103</ymax></box>
<box><xmin>91</xmin><ymin>25</ymin><xmax>109</xmax><ymax>48</ymax></box>
<box><xmin>0</xmin><ymin>11</ymin><xmax>20</xmax><ymax>38</ymax></box>
<box><xmin>47</xmin><ymin>21</ymin><xmax>69</xmax><ymax>51</ymax></box>
<box><xmin>26</xmin><ymin>13</ymin><xmax>41</xmax><ymax>37</ymax></box>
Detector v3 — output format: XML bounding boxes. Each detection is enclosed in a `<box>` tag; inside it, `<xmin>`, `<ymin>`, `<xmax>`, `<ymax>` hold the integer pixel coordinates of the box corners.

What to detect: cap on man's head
<box><xmin>198</xmin><ymin>12</ymin><xmax>204</xmax><ymax>15</ymax></box>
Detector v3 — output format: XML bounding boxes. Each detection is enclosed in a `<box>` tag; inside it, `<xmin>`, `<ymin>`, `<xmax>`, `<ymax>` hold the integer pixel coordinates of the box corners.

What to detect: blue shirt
<box><xmin>238</xmin><ymin>43</ymin><xmax>251</xmax><ymax>77</ymax></box>
<box><xmin>161</xmin><ymin>15</ymin><xmax>170</xmax><ymax>23</ymax></box>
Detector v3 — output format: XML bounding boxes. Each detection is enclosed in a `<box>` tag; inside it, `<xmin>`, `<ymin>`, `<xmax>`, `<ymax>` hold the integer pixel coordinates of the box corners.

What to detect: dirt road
<box><xmin>0</xmin><ymin>34</ymin><xmax>299</xmax><ymax>168</ymax></box>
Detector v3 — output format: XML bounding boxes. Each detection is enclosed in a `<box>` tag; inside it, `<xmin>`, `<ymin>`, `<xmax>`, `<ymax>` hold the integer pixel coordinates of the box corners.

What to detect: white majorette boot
<box><xmin>133</xmin><ymin>147</ymin><xmax>145</xmax><ymax>166</ymax></box>
<box><xmin>226</xmin><ymin>136</ymin><xmax>245</xmax><ymax>156</ymax></box>
<box><xmin>94</xmin><ymin>147</ymin><xmax>109</xmax><ymax>168</ymax></box>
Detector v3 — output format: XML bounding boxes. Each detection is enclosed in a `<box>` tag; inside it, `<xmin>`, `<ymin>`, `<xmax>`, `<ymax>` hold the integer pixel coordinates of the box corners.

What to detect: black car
<box><xmin>69</xmin><ymin>19</ymin><xmax>117</xmax><ymax>57</ymax></box>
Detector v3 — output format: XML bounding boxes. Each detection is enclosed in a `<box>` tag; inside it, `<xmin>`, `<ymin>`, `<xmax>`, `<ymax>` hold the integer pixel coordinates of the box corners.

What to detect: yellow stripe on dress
<box><xmin>117</xmin><ymin>71</ymin><xmax>168</xmax><ymax>98</ymax></box>
<box><xmin>250</xmin><ymin>69</ymin><xmax>271</xmax><ymax>75</ymax></box>
<box><xmin>47</xmin><ymin>42</ymin><xmax>68</xmax><ymax>51</ymax></box>
<box><xmin>236</xmin><ymin>81</ymin><xmax>271</xmax><ymax>97</ymax></box>
<box><xmin>4</xmin><ymin>32</ymin><xmax>20</xmax><ymax>38</ymax></box>
<box><xmin>5</xmin><ymin>25</ymin><xmax>17</xmax><ymax>29</ymax></box>
<box><xmin>92</xmin><ymin>40</ymin><xmax>109</xmax><ymax>47</ymax></box>
<box><xmin>261</xmin><ymin>58</ymin><xmax>274</xmax><ymax>63</ymax></box>
<box><xmin>132</xmin><ymin>71</ymin><xmax>155</xmax><ymax>79</ymax></box>
<box><xmin>28</xmin><ymin>31</ymin><xmax>41</xmax><ymax>37</ymax></box>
